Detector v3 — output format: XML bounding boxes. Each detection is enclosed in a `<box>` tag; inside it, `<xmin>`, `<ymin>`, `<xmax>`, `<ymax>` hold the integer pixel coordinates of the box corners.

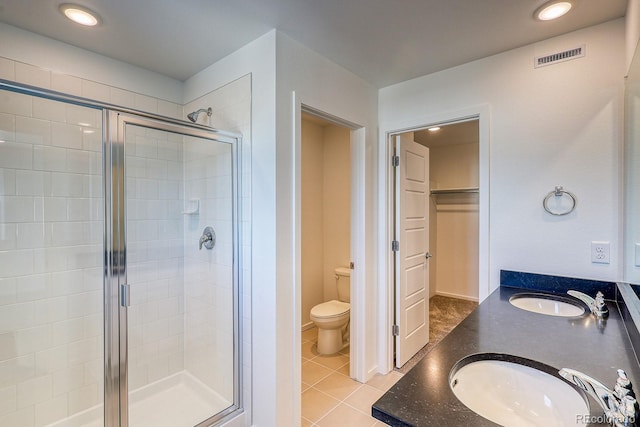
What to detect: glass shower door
<box><xmin>121</xmin><ymin>116</ymin><xmax>238</xmax><ymax>427</ymax></box>
<box><xmin>0</xmin><ymin>89</ymin><xmax>105</xmax><ymax>426</ymax></box>
<box><xmin>0</xmin><ymin>87</ymin><xmax>241</xmax><ymax>426</ymax></box>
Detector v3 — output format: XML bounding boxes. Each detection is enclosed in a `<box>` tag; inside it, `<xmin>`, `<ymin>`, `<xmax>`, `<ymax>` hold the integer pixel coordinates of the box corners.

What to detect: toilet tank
<box><xmin>335</xmin><ymin>267</ymin><xmax>351</xmax><ymax>303</ymax></box>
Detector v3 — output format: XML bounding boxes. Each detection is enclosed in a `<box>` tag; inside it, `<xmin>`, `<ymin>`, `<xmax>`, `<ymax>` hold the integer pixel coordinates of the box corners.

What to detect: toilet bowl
<box><xmin>310</xmin><ymin>267</ymin><xmax>351</xmax><ymax>355</ymax></box>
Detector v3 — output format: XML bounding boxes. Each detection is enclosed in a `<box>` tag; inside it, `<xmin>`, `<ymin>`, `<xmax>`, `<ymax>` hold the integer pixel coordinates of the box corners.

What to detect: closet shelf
<box><xmin>430</xmin><ymin>187</ymin><xmax>479</xmax><ymax>195</ymax></box>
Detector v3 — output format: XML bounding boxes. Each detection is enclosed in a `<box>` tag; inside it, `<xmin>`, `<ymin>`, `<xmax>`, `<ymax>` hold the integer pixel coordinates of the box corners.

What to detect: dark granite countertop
<box><xmin>372</xmin><ymin>286</ymin><xmax>640</xmax><ymax>426</ymax></box>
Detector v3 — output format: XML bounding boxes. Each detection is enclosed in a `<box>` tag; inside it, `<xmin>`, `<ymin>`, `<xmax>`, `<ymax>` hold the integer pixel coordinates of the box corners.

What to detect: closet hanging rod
<box><xmin>430</xmin><ymin>187</ymin><xmax>479</xmax><ymax>195</ymax></box>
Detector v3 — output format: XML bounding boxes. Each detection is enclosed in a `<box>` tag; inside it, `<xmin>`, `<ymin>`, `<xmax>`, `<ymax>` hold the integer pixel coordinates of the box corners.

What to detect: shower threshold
<box><xmin>47</xmin><ymin>371</ymin><xmax>232</xmax><ymax>427</ymax></box>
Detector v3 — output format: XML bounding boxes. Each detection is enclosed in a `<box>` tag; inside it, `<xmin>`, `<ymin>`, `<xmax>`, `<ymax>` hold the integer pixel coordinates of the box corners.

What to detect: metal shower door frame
<box><xmin>0</xmin><ymin>80</ymin><xmax>243</xmax><ymax>426</ymax></box>
<box><xmin>105</xmin><ymin>111</ymin><xmax>242</xmax><ymax>427</ymax></box>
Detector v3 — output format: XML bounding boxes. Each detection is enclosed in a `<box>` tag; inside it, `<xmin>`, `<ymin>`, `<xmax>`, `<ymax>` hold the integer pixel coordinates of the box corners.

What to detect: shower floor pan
<box><xmin>48</xmin><ymin>371</ymin><xmax>231</xmax><ymax>427</ymax></box>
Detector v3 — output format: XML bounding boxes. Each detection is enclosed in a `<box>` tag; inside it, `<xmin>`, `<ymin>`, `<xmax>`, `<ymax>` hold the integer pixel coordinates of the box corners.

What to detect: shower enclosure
<box><xmin>0</xmin><ymin>85</ymin><xmax>241</xmax><ymax>426</ymax></box>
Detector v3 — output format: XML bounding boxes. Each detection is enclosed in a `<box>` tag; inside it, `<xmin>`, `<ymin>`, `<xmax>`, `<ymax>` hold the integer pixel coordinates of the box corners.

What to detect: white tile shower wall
<box><xmin>183</xmin><ymin>75</ymin><xmax>251</xmax><ymax>406</ymax></box>
<box><xmin>1</xmin><ymin>56</ymin><xmax>182</xmax><ymax>121</ymax></box>
<box><xmin>126</xmin><ymin>125</ymin><xmax>186</xmax><ymax>391</ymax></box>
<box><xmin>0</xmin><ymin>56</ymin><xmax>182</xmax><ymax>426</ymax></box>
<box><xmin>1</xmin><ymin>55</ymin><xmax>251</xmax><ymax>423</ymax></box>
<box><xmin>0</xmin><ymin>90</ymin><xmax>104</xmax><ymax>426</ymax></box>
<box><xmin>183</xmin><ymin>137</ymin><xmax>234</xmax><ymax>401</ymax></box>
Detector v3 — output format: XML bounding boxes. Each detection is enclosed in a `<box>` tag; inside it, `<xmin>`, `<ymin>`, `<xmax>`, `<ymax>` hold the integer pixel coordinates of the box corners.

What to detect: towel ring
<box><xmin>543</xmin><ymin>186</ymin><xmax>576</xmax><ymax>216</ymax></box>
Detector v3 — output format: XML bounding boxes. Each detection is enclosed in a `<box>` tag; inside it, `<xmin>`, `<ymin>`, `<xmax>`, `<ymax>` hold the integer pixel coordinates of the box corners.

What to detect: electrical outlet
<box><xmin>591</xmin><ymin>241</ymin><xmax>610</xmax><ymax>264</ymax></box>
<box><xmin>635</xmin><ymin>243</ymin><xmax>640</xmax><ymax>267</ymax></box>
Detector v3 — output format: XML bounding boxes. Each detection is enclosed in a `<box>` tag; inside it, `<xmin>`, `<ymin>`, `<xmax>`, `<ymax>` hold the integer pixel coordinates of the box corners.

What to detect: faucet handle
<box><xmin>616</xmin><ymin>370</ymin><xmax>636</xmax><ymax>399</ymax></box>
<box><xmin>594</xmin><ymin>291</ymin><xmax>609</xmax><ymax>317</ymax></box>
<box><xmin>619</xmin><ymin>396</ymin><xmax>638</xmax><ymax>422</ymax></box>
<box><xmin>595</xmin><ymin>291</ymin><xmax>606</xmax><ymax>307</ymax></box>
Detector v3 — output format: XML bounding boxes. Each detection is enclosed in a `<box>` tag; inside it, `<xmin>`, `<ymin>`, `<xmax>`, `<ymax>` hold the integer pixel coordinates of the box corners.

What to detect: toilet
<box><xmin>310</xmin><ymin>267</ymin><xmax>351</xmax><ymax>355</ymax></box>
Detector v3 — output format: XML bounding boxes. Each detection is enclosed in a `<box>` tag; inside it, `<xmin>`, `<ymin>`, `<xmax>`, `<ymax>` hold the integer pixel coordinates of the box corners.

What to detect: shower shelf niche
<box><xmin>182</xmin><ymin>199</ymin><xmax>200</xmax><ymax>215</ymax></box>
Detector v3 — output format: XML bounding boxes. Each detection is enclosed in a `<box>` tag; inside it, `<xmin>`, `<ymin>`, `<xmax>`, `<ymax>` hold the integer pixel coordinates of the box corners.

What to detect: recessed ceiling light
<box><xmin>59</xmin><ymin>4</ymin><xmax>101</xmax><ymax>26</ymax></box>
<box><xmin>427</xmin><ymin>127</ymin><xmax>441</xmax><ymax>132</ymax></box>
<box><xmin>535</xmin><ymin>1</ymin><xmax>572</xmax><ymax>21</ymax></box>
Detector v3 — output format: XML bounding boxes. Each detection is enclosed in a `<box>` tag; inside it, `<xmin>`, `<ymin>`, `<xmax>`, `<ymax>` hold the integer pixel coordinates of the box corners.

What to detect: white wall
<box><xmin>627</xmin><ymin>0</ymin><xmax>640</xmax><ymax>73</ymax></box>
<box><xmin>186</xmin><ymin>29</ymin><xmax>377</xmax><ymax>426</ymax></box>
<box><xmin>184</xmin><ymin>31</ymin><xmax>276</xmax><ymax>427</ymax></box>
<box><xmin>0</xmin><ymin>23</ymin><xmax>182</xmax><ymax>104</ymax></box>
<box><xmin>380</xmin><ymin>19</ymin><xmax>625</xmax><ymax>292</ymax></box>
<box><xmin>275</xmin><ymin>31</ymin><xmax>379</xmax><ymax>423</ymax></box>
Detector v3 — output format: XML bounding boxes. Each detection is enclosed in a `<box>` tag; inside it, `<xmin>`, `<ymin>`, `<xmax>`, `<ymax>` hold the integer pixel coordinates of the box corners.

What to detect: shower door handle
<box><xmin>120</xmin><ymin>284</ymin><xmax>130</xmax><ymax>307</ymax></box>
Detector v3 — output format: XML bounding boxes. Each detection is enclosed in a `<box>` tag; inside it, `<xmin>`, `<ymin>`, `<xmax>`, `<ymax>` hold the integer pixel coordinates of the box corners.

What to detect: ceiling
<box><xmin>414</xmin><ymin>120</ymin><xmax>479</xmax><ymax>149</ymax></box>
<box><xmin>0</xmin><ymin>0</ymin><xmax>628</xmax><ymax>88</ymax></box>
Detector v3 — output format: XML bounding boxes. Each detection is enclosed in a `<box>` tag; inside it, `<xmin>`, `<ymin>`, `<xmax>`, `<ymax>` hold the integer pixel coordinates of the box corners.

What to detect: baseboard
<box><xmin>435</xmin><ymin>290</ymin><xmax>479</xmax><ymax>302</ymax></box>
<box><xmin>301</xmin><ymin>321</ymin><xmax>315</xmax><ymax>331</ymax></box>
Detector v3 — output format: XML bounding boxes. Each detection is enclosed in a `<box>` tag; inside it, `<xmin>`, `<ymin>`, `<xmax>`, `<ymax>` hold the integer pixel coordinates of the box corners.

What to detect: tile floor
<box><xmin>301</xmin><ymin>328</ymin><xmax>403</xmax><ymax>427</ymax></box>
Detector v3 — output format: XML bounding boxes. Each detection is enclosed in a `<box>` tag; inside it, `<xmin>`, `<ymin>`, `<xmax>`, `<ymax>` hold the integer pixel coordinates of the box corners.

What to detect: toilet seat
<box><xmin>310</xmin><ymin>300</ymin><xmax>350</xmax><ymax>319</ymax></box>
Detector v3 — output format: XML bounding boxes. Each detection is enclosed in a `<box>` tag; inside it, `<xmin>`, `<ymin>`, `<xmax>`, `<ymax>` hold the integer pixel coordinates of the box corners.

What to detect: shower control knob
<box><xmin>199</xmin><ymin>226</ymin><xmax>216</xmax><ymax>250</ymax></box>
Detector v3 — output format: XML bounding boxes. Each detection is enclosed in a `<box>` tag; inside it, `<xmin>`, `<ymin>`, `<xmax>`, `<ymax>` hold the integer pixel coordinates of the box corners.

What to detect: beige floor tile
<box><xmin>302</xmin><ymin>327</ymin><xmax>318</xmax><ymax>343</ymax></box>
<box><xmin>366</xmin><ymin>371</ymin><xmax>403</xmax><ymax>392</ymax></box>
<box><xmin>336</xmin><ymin>362</ymin><xmax>350</xmax><ymax>376</ymax></box>
<box><xmin>302</xmin><ymin>360</ymin><xmax>334</xmax><ymax>385</ymax></box>
<box><xmin>343</xmin><ymin>384</ymin><xmax>385</xmax><ymax>415</ymax></box>
<box><xmin>302</xmin><ymin>388</ymin><xmax>340</xmax><ymax>423</ymax></box>
<box><xmin>301</xmin><ymin>417</ymin><xmax>315</xmax><ymax>427</ymax></box>
<box><xmin>302</xmin><ymin>381</ymin><xmax>312</xmax><ymax>393</ymax></box>
<box><xmin>313</xmin><ymin>352</ymin><xmax>349</xmax><ymax>370</ymax></box>
<box><xmin>316</xmin><ymin>403</ymin><xmax>378</xmax><ymax>427</ymax></box>
<box><xmin>314</xmin><ymin>372</ymin><xmax>362</xmax><ymax>400</ymax></box>
<box><xmin>302</xmin><ymin>340</ymin><xmax>319</xmax><ymax>360</ymax></box>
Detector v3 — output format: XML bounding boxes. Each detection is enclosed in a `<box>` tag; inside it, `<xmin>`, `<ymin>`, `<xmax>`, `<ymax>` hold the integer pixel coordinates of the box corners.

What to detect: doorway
<box><xmin>300</xmin><ymin>111</ymin><xmax>352</xmax><ymax>366</ymax></box>
<box><xmin>391</xmin><ymin>118</ymin><xmax>481</xmax><ymax>369</ymax></box>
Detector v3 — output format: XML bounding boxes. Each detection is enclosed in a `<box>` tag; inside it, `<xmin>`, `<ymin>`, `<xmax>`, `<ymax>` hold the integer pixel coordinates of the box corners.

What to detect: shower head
<box><xmin>187</xmin><ymin>107</ymin><xmax>212</xmax><ymax>123</ymax></box>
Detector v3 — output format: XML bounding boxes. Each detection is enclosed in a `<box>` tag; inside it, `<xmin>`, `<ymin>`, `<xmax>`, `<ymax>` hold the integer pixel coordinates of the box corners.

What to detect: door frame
<box><xmin>292</xmin><ymin>93</ymin><xmax>368</xmax><ymax>394</ymax></box>
<box><xmin>378</xmin><ymin>105</ymin><xmax>490</xmax><ymax>372</ymax></box>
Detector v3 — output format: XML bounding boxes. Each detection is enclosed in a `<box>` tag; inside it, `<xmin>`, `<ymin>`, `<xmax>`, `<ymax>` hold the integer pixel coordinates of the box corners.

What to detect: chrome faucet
<box><xmin>559</xmin><ymin>368</ymin><xmax>637</xmax><ymax>427</ymax></box>
<box><xmin>567</xmin><ymin>290</ymin><xmax>609</xmax><ymax>318</ymax></box>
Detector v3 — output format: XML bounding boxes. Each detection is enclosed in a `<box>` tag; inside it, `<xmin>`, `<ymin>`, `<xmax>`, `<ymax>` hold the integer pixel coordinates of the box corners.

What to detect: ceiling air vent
<box><xmin>534</xmin><ymin>45</ymin><xmax>585</xmax><ymax>68</ymax></box>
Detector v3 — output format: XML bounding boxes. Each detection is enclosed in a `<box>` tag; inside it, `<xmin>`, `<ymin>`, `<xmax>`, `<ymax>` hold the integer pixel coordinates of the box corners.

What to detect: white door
<box><xmin>394</xmin><ymin>134</ymin><xmax>430</xmax><ymax>368</ymax></box>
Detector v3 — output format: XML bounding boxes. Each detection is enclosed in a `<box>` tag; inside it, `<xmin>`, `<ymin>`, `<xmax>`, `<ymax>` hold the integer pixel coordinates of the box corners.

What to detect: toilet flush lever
<box><xmin>425</xmin><ymin>252</ymin><xmax>433</xmax><ymax>259</ymax></box>
<box><xmin>199</xmin><ymin>226</ymin><xmax>216</xmax><ymax>250</ymax></box>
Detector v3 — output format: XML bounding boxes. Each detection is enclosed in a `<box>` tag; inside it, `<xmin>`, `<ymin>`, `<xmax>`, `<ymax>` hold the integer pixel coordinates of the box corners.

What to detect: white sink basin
<box><xmin>450</xmin><ymin>354</ymin><xmax>589</xmax><ymax>427</ymax></box>
<box><xmin>509</xmin><ymin>293</ymin><xmax>585</xmax><ymax>317</ymax></box>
